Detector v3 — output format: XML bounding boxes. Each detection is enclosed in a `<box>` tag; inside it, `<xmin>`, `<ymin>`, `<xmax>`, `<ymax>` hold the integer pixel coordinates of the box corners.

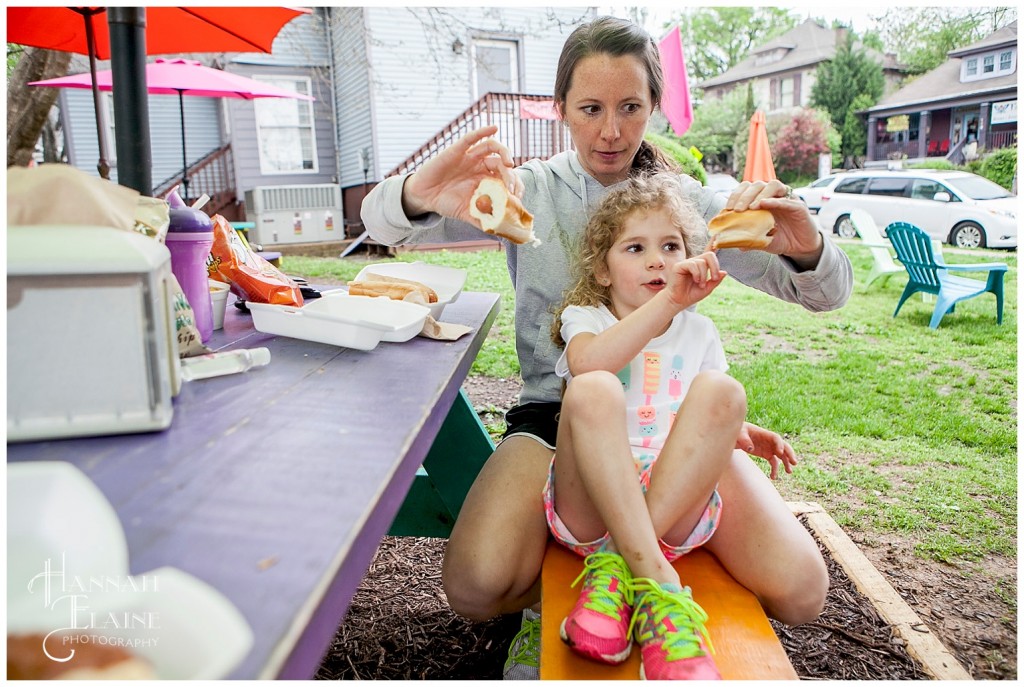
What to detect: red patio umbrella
<box><xmin>7</xmin><ymin>6</ymin><xmax>310</xmax><ymax>179</ymax></box>
<box><xmin>742</xmin><ymin>110</ymin><xmax>777</xmax><ymax>183</ymax></box>
<box><xmin>31</xmin><ymin>58</ymin><xmax>314</xmax><ymax>199</ymax></box>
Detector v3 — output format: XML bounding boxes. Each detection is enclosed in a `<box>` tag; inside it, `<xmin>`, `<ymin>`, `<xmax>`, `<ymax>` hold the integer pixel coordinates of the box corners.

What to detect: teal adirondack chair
<box><xmin>851</xmin><ymin>209</ymin><xmax>904</xmax><ymax>288</ymax></box>
<box><xmin>886</xmin><ymin>221</ymin><xmax>1008</xmax><ymax>329</ymax></box>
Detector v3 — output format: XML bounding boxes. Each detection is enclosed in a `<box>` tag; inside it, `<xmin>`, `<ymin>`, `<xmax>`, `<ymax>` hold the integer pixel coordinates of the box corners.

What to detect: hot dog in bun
<box><xmin>707</xmin><ymin>208</ymin><xmax>775</xmax><ymax>250</ymax></box>
<box><xmin>347</xmin><ymin>277</ymin><xmax>438</xmax><ymax>303</ymax></box>
<box><xmin>468</xmin><ymin>177</ymin><xmax>541</xmax><ymax>246</ymax></box>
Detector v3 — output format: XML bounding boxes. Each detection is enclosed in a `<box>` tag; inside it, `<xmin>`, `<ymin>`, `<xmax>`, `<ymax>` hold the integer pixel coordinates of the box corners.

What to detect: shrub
<box><xmin>909</xmin><ymin>159</ymin><xmax>962</xmax><ymax>171</ymax></box>
<box><xmin>645</xmin><ymin>131</ymin><xmax>707</xmax><ymax>185</ymax></box>
<box><xmin>978</xmin><ymin>146</ymin><xmax>1017</xmax><ymax>190</ymax></box>
<box><xmin>774</xmin><ymin>109</ymin><xmax>830</xmax><ymax>179</ymax></box>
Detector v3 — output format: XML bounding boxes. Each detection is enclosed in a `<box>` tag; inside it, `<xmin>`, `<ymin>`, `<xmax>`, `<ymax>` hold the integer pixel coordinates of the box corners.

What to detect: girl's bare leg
<box><xmin>442</xmin><ymin>435</ymin><xmax>552</xmax><ymax>621</ymax></box>
<box><xmin>554</xmin><ymin>371</ymin><xmax>674</xmax><ymax>583</ymax></box>
<box><xmin>645</xmin><ymin>370</ymin><xmax>746</xmax><ymax>544</ymax></box>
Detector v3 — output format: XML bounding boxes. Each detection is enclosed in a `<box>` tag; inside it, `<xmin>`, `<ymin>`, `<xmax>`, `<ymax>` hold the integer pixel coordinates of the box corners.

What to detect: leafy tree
<box><xmin>666</xmin><ymin>7</ymin><xmax>800</xmax><ymax>82</ymax></box>
<box><xmin>875</xmin><ymin>6</ymin><xmax>1017</xmax><ymax>75</ymax></box>
<box><xmin>810</xmin><ymin>35</ymin><xmax>884</xmax><ymax>160</ymax></box>
<box><xmin>773</xmin><ymin>109</ymin><xmax>830</xmax><ymax>179</ymax></box>
<box><xmin>676</xmin><ymin>87</ymin><xmax>750</xmax><ymax>174</ymax></box>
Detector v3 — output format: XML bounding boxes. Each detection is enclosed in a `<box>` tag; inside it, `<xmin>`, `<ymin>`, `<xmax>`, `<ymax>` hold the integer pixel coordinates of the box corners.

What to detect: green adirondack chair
<box><xmin>886</xmin><ymin>221</ymin><xmax>1008</xmax><ymax>329</ymax></box>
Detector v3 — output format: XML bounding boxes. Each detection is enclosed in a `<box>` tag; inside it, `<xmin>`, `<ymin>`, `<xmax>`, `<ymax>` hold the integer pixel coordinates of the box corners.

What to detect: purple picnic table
<box><xmin>7</xmin><ymin>289</ymin><xmax>500</xmax><ymax>678</ymax></box>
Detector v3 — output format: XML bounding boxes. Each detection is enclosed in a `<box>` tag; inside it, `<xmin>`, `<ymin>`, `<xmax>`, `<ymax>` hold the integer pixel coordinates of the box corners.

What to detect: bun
<box><xmin>468</xmin><ymin>177</ymin><xmax>541</xmax><ymax>246</ymax></box>
<box><xmin>7</xmin><ymin>633</ymin><xmax>156</xmax><ymax>680</ymax></box>
<box><xmin>707</xmin><ymin>209</ymin><xmax>775</xmax><ymax>250</ymax></box>
<box><xmin>347</xmin><ymin>278</ymin><xmax>437</xmax><ymax>303</ymax></box>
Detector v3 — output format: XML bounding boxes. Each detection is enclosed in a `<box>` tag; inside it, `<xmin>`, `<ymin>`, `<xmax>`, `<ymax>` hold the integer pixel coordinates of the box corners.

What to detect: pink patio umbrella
<box><xmin>32</xmin><ymin>58</ymin><xmax>313</xmax><ymax>199</ymax></box>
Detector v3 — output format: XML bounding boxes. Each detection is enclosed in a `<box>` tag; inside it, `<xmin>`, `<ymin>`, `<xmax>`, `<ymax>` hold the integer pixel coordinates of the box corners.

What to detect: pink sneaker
<box><xmin>559</xmin><ymin>551</ymin><xmax>634</xmax><ymax>665</ymax></box>
<box><xmin>630</xmin><ymin>579</ymin><xmax>721</xmax><ymax>680</ymax></box>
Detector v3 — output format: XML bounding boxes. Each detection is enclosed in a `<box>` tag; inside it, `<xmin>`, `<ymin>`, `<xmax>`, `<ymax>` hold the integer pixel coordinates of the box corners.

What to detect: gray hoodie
<box><xmin>361</xmin><ymin>150</ymin><xmax>853</xmax><ymax>405</ymax></box>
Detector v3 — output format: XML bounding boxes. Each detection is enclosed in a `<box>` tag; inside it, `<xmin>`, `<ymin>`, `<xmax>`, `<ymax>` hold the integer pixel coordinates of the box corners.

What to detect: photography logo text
<box><xmin>26</xmin><ymin>553</ymin><xmax>161</xmax><ymax>662</ymax></box>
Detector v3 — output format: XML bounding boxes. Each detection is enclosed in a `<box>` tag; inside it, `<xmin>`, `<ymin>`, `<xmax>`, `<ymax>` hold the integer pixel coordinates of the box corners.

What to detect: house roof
<box><xmin>868</xmin><ymin>21</ymin><xmax>1018</xmax><ymax>114</ymax></box>
<box><xmin>698</xmin><ymin>19</ymin><xmax>900</xmax><ymax>89</ymax></box>
<box><xmin>948</xmin><ymin>19</ymin><xmax>1017</xmax><ymax>57</ymax></box>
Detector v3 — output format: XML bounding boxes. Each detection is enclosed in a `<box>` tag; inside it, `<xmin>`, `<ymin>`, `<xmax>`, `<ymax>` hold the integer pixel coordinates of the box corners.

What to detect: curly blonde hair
<box><xmin>552</xmin><ymin>173</ymin><xmax>708</xmax><ymax>347</ymax></box>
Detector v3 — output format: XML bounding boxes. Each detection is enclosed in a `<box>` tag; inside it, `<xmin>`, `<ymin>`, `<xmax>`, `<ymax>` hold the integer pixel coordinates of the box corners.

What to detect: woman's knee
<box><xmin>762</xmin><ymin>549</ymin><xmax>829</xmax><ymax>625</ymax></box>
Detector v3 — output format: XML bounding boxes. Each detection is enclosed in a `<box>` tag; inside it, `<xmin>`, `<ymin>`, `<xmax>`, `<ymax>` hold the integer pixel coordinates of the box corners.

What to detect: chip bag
<box><xmin>207</xmin><ymin>214</ymin><xmax>303</xmax><ymax>306</ymax></box>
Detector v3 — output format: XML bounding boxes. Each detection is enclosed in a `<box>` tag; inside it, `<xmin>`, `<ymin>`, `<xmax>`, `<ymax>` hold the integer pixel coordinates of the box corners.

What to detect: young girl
<box><xmin>547</xmin><ymin>173</ymin><xmax>797</xmax><ymax>680</ymax></box>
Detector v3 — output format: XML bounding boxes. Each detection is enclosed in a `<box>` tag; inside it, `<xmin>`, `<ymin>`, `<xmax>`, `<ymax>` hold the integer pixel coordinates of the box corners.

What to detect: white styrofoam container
<box><xmin>352</xmin><ymin>261</ymin><xmax>467</xmax><ymax>319</ymax></box>
<box><xmin>7</xmin><ymin>225</ymin><xmax>179</xmax><ymax>442</ymax></box>
<box><xmin>247</xmin><ymin>293</ymin><xmax>429</xmax><ymax>350</ymax></box>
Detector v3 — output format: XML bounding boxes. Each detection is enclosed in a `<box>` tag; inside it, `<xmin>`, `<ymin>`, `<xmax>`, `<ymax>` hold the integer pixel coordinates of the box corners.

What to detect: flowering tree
<box><xmin>773</xmin><ymin>108</ymin><xmax>831</xmax><ymax>178</ymax></box>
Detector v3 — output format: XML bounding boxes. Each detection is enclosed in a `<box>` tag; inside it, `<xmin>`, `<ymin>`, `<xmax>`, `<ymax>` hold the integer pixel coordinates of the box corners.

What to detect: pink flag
<box><xmin>658</xmin><ymin>26</ymin><xmax>693</xmax><ymax>136</ymax></box>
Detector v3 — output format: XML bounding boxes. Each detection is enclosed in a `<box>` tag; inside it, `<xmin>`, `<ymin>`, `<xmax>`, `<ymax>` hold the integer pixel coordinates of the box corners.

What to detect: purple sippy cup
<box><xmin>165</xmin><ymin>188</ymin><xmax>214</xmax><ymax>342</ymax></box>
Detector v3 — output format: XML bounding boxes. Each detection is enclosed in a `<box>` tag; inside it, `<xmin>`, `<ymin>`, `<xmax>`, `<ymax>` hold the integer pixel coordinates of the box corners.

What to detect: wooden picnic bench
<box><xmin>540</xmin><ymin>541</ymin><xmax>797</xmax><ymax>679</ymax></box>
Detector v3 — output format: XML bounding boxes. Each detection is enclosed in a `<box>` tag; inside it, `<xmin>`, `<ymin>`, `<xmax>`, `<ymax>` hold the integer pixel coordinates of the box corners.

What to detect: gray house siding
<box><xmin>228</xmin><ymin>9</ymin><xmax>337</xmax><ymax>201</ymax></box>
<box><xmin>60</xmin><ymin>81</ymin><xmax>222</xmax><ymax>187</ymax></box>
<box><xmin>330</xmin><ymin>7</ymin><xmax>375</xmax><ymax>188</ymax></box>
<box><xmin>336</xmin><ymin>6</ymin><xmax>594</xmax><ymax>180</ymax></box>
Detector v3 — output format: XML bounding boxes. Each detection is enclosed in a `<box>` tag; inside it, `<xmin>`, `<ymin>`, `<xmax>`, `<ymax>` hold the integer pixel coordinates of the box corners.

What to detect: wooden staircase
<box><xmin>387</xmin><ymin>92</ymin><xmax>574</xmax><ymax>177</ymax></box>
<box><xmin>153</xmin><ymin>143</ymin><xmax>239</xmax><ymax>219</ymax></box>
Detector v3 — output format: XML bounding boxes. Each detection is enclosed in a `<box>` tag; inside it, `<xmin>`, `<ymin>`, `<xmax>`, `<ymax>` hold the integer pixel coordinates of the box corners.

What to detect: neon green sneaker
<box><xmin>503</xmin><ymin>608</ymin><xmax>540</xmax><ymax>680</ymax></box>
<box><xmin>559</xmin><ymin>551</ymin><xmax>634</xmax><ymax>665</ymax></box>
<box><xmin>629</xmin><ymin>578</ymin><xmax>721</xmax><ymax>680</ymax></box>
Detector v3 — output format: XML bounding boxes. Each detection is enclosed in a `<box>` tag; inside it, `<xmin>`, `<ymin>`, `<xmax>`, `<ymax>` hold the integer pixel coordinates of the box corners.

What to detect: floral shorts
<box><xmin>543</xmin><ymin>450</ymin><xmax>722</xmax><ymax>562</ymax></box>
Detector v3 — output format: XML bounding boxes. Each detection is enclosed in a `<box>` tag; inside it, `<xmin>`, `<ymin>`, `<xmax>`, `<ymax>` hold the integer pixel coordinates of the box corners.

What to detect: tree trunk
<box><xmin>7</xmin><ymin>47</ymin><xmax>72</xmax><ymax>168</ymax></box>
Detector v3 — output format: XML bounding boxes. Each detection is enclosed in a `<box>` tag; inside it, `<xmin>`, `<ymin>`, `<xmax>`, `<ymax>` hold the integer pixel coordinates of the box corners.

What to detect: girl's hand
<box><xmin>724</xmin><ymin>180</ymin><xmax>824</xmax><ymax>266</ymax></box>
<box><xmin>401</xmin><ymin>125</ymin><xmax>524</xmax><ymax>223</ymax></box>
<box><xmin>735</xmin><ymin>421</ymin><xmax>797</xmax><ymax>480</ymax></box>
<box><xmin>666</xmin><ymin>251</ymin><xmax>727</xmax><ymax>311</ymax></box>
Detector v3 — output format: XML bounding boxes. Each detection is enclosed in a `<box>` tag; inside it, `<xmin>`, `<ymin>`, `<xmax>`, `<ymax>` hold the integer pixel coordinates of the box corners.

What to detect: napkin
<box><xmin>397</xmin><ymin>291</ymin><xmax>472</xmax><ymax>341</ymax></box>
<box><xmin>356</xmin><ymin>271</ymin><xmax>472</xmax><ymax>341</ymax></box>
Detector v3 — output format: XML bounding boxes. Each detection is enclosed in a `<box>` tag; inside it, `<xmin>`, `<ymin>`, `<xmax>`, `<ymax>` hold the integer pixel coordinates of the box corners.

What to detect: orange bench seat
<box><xmin>539</xmin><ymin>542</ymin><xmax>797</xmax><ymax>680</ymax></box>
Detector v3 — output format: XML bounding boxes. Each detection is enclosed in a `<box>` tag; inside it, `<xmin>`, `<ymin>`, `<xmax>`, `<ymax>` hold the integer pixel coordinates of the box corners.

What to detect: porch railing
<box><xmin>387</xmin><ymin>92</ymin><xmax>573</xmax><ymax>177</ymax></box>
<box><xmin>987</xmin><ymin>130</ymin><xmax>1017</xmax><ymax>150</ymax></box>
<box><xmin>154</xmin><ymin>144</ymin><xmax>236</xmax><ymax>215</ymax></box>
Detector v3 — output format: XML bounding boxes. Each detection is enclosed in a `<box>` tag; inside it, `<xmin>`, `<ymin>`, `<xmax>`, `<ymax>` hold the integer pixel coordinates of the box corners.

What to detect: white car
<box><xmin>791</xmin><ymin>174</ymin><xmax>847</xmax><ymax>214</ymax></box>
<box><xmin>817</xmin><ymin>169</ymin><xmax>1017</xmax><ymax>249</ymax></box>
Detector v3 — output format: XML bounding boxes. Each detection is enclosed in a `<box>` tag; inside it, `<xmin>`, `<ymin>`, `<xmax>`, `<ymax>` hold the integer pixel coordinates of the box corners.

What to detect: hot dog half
<box><xmin>347</xmin><ymin>276</ymin><xmax>438</xmax><ymax>303</ymax></box>
<box><xmin>707</xmin><ymin>208</ymin><xmax>775</xmax><ymax>250</ymax></box>
<box><xmin>468</xmin><ymin>177</ymin><xmax>541</xmax><ymax>246</ymax></box>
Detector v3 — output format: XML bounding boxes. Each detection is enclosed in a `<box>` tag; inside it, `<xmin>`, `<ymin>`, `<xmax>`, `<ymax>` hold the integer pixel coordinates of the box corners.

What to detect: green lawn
<box><xmin>283</xmin><ymin>241</ymin><xmax>1017</xmax><ymax>566</ymax></box>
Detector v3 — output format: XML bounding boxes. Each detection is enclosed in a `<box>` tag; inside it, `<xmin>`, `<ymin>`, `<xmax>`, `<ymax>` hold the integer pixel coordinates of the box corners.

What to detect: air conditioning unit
<box><xmin>244</xmin><ymin>184</ymin><xmax>343</xmax><ymax>246</ymax></box>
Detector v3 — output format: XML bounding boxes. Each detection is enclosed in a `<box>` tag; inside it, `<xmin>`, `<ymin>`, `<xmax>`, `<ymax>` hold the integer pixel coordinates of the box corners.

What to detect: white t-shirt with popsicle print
<box><xmin>556</xmin><ymin>304</ymin><xmax>728</xmax><ymax>453</ymax></box>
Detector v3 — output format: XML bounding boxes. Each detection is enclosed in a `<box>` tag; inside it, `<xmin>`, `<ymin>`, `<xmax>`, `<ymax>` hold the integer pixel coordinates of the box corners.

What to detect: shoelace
<box><xmin>569</xmin><ymin>551</ymin><xmax>634</xmax><ymax>620</ymax></box>
<box><xmin>505</xmin><ymin>614</ymin><xmax>540</xmax><ymax>668</ymax></box>
<box><xmin>629</xmin><ymin>578</ymin><xmax>714</xmax><ymax>661</ymax></box>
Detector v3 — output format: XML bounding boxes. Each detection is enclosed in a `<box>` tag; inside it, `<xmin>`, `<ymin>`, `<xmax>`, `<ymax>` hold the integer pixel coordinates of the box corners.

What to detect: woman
<box><xmin>361</xmin><ymin>16</ymin><xmax>852</xmax><ymax>679</ymax></box>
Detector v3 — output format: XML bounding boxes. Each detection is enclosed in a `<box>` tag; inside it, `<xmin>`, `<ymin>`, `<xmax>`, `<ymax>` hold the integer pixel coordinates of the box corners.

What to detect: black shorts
<box><xmin>501</xmin><ymin>402</ymin><xmax>561</xmax><ymax>449</ymax></box>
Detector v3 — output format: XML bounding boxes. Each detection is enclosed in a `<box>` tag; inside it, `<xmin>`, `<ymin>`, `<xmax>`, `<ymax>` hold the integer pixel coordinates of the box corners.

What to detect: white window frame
<box><xmin>102</xmin><ymin>92</ymin><xmax>117</xmax><ymax>166</ymax></box>
<box><xmin>252</xmin><ymin>75</ymin><xmax>318</xmax><ymax>175</ymax></box>
<box><xmin>962</xmin><ymin>49</ymin><xmax>1016</xmax><ymax>82</ymax></box>
<box><xmin>470</xmin><ymin>38</ymin><xmax>520</xmax><ymax>101</ymax></box>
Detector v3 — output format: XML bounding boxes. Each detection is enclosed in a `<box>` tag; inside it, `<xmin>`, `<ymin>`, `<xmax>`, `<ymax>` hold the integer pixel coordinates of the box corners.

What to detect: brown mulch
<box><xmin>315</xmin><ymin>529</ymin><xmax>928</xmax><ymax>680</ymax></box>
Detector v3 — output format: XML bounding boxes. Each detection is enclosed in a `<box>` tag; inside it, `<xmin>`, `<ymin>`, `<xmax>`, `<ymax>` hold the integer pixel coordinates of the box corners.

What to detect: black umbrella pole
<box><xmin>179</xmin><ymin>91</ymin><xmax>189</xmax><ymax>202</ymax></box>
<box><xmin>108</xmin><ymin>7</ymin><xmax>152</xmax><ymax>196</ymax></box>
